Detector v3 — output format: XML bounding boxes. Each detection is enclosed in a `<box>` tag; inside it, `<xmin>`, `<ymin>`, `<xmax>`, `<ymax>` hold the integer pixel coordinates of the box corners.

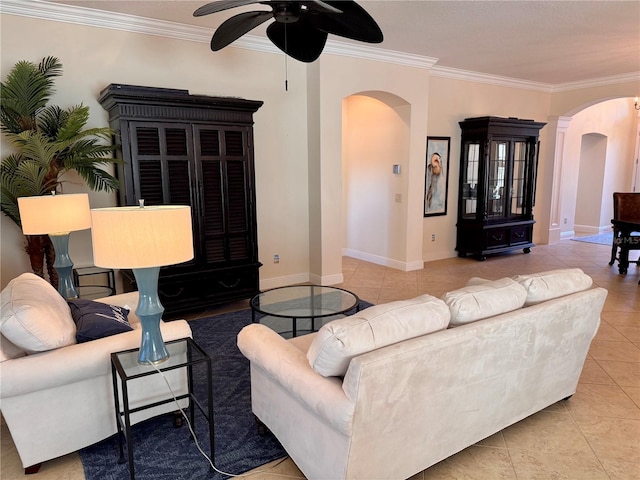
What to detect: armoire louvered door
<box><xmin>99</xmin><ymin>84</ymin><xmax>263</xmax><ymax>316</ymax></box>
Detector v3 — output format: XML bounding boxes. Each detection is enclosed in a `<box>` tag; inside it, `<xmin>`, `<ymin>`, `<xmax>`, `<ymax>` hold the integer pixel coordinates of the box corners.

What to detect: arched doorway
<box><xmin>544</xmin><ymin>97</ymin><xmax>638</xmax><ymax>242</ymax></box>
<box><xmin>341</xmin><ymin>92</ymin><xmax>411</xmax><ymax>268</ymax></box>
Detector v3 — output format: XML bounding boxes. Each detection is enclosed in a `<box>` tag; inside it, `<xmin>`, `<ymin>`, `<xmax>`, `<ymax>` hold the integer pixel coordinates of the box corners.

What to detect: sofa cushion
<box><xmin>443</xmin><ymin>277</ymin><xmax>527</xmax><ymax>326</ymax></box>
<box><xmin>0</xmin><ymin>273</ymin><xmax>76</xmax><ymax>353</ymax></box>
<box><xmin>68</xmin><ymin>298</ymin><xmax>133</xmax><ymax>343</ymax></box>
<box><xmin>512</xmin><ymin>268</ymin><xmax>593</xmax><ymax>306</ymax></box>
<box><xmin>307</xmin><ymin>294</ymin><xmax>450</xmax><ymax>377</ymax></box>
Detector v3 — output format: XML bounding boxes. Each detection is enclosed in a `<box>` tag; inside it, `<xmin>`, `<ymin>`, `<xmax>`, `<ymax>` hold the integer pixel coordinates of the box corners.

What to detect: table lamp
<box><xmin>17</xmin><ymin>192</ymin><xmax>92</xmax><ymax>299</ymax></box>
<box><xmin>91</xmin><ymin>202</ymin><xmax>193</xmax><ymax>364</ymax></box>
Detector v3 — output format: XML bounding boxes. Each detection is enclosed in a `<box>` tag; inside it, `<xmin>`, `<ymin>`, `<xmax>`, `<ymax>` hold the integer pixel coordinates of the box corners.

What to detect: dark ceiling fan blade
<box><xmin>194</xmin><ymin>0</ymin><xmax>263</xmax><ymax>17</ymax></box>
<box><xmin>210</xmin><ymin>11</ymin><xmax>272</xmax><ymax>51</ymax></box>
<box><xmin>301</xmin><ymin>1</ymin><xmax>342</xmax><ymax>14</ymax></box>
<box><xmin>267</xmin><ymin>19</ymin><xmax>328</xmax><ymax>62</ymax></box>
<box><xmin>308</xmin><ymin>1</ymin><xmax>383</xmax><ymax>43</ymax></box>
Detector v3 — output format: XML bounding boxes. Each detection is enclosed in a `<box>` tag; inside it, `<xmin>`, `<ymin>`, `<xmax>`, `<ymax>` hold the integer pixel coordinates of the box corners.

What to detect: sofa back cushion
<box><xmin>512</xmin><ymin>268</ymin><xmax>593</xmax><ymax>306</ymax></box>
<box><xmin>307</xmin><ymin>294</ymin><xmax>450</xmax><ymax>377</ymax></box>
<box><xmin>0</xmin><ymin>272</ymin><xmax>76</xmax><ymax>353</ymax></box>
<box><xmin>443</xmin><ymin>277</ymin><xmax>527</xmax><ymax>327</ymax></box>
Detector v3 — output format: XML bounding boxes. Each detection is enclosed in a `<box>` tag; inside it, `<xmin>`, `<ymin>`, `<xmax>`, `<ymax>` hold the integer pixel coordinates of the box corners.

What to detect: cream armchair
<box><xmin>0</xmin><ymin>273</ymin><xmax>192</xmax><ymax>473</ymax></box>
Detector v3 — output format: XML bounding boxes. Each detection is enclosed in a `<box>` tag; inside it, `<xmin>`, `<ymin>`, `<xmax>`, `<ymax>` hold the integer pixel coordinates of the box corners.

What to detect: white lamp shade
<box><xmin>91</xmin><ymin>205</ymin><xmax>194</xmax><ymax>269</ymax></box>
<box><xmin>18</xmin><ymin>193</ymin><xmax>91</xmax><ymax>235</ymax></box>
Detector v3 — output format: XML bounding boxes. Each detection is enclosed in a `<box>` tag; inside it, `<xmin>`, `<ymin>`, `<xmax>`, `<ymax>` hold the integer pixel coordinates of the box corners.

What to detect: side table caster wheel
<box><xmin>523</xmin><ymin>248</ymin><xmax>531</xmax><ymax>254</ymax></box>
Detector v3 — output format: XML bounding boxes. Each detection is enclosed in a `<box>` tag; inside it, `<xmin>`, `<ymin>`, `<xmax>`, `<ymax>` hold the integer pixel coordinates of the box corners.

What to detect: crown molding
<box><xmin>550</xmin><ymin>72</ymin><xmax>640</xmax><ymax>93</ymax></box>
<box><xmin>0</xmin><ymin>0</ymin><xmax>213</xmax><ymax>43</ymax></box>
<box><xmin>323</xmin><ymin>42</ymin><xmax>438</xmax><ymax>69</ymax></box>
<box><xmin>430</xmin><ymin>65</ymin><xmax>553</xmax><ymax>93</ymax></box>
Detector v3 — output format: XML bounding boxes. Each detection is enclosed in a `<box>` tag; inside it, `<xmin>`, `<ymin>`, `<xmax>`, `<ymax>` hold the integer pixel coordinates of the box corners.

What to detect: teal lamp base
<box><xmin>49</xmin><ymin>233</ymin><xmax>79</xmax><ymax>299</ymax></box>
<box><xmin>133</xmin><ymin>267</ymin><xmax>169</xmax><ymax>365</ymax></box>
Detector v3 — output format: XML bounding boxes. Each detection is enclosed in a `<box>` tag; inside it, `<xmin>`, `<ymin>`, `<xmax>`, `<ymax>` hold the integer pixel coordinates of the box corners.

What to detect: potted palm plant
<box><xmin>0</xmin><ymin>56</ymin><xmax>119</xmax><ymax>287</ymax></box>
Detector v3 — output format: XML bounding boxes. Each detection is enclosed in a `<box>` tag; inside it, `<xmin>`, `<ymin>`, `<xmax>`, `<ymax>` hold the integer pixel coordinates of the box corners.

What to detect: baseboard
<box><xmin>259</xmin><ymin>273</ymin><xmax>309</xmax><ymax>290</ymax></box>
<box><xmin>309</xmin><ymin>272</ymin><xmax>344</xmax><ymax>285</ymax></box>
<box><xmin>574</xmin><ymin>224</ymin><xmax>612</xmax><ymax>235</ymax></box>
<box><xmin>548</xmin><ymin>227</ymin><xmax>562</xmax><ymax>244</ymax></box>
<box><xmin>342</xmin><ymin>248</ymin><xmax>423</xmax><ymax>271</ymax></box>
<box><xmin>560</xmin><ymin>230</ymin><xmax>575</xmax><ymax>239</ymax></box>
<box><xmin>260</xmin><ymin>271</ymin><xmax>345</xmax><ymax>289</ymax></box>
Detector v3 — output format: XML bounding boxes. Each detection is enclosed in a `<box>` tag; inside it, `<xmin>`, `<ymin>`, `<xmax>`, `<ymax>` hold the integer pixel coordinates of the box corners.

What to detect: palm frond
<box><xmin>69</xmin><ymin>164</ymin><xmax>119</xmax><ymax>192</ymax></box>
<box><xmin>0</xmin><ymin>57</ymin><xmax>61</xmax><ymax>134</ymax></box>
<box><xmin>39</xmin><ymin>56</ymin><xmax>63</xmax><ymax>79</ymax></box>
<box><xmin>1</xmin><ymin>153</ymin><xmax>55</xmax><ymax>226</ymax></box>
<box><xmin>37</xmin><ymin>105</ymin><xmax>65</xmax><ymax>139</ymax></box>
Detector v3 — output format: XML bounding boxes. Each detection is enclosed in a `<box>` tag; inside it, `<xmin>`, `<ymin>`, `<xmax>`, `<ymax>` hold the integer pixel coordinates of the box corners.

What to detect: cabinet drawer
<box><xmin>156</xmin><ymin>265</ymin><xmax>260</xmax><ymax>315</ymax></box>
<box><xmin>486</xmin><ymin>228</ymin><xmax>509</xmax><ymax>248</ymax></box>
<box><xmin>510</xmin><ymin>225</ymin><xmax>531</xmax><ymax>245</ymax></box>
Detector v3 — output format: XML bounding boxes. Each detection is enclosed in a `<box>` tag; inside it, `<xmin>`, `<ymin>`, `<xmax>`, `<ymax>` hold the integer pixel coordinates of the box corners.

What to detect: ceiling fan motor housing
<box><xmin>273</xmin><ymin>2</ymin><xmax>301</xmax><ymax>23</ymax></box>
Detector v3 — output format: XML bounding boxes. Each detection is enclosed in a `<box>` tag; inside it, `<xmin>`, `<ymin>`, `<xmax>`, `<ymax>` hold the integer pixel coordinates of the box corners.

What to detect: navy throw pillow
<box><xmin>68</xmin><ymin>298</ymin><xmax>133</xmax><ymax>343</ymax></box>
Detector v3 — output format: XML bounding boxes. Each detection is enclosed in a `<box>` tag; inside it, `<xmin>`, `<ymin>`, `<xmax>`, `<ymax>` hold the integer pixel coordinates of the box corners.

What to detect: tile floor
<box><xmin>2</xmin><ymin>239</ymin><xmax>639</xmax><ymax>479</ymax></box>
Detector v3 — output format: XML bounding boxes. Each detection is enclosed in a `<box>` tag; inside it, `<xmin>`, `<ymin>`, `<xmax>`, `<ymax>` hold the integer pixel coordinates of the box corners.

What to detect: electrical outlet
<box><xmin>431</xmin><ymin>234</ymin><xmax>436</xmax><ymax>242</ymax></box>
<box><xmin>273</xmin><ymin>254</ymin><xmax>280</xmax><ymax>264</ymax></box>
<box><xmin>564</xmin><ymin>217</ymin><xmax>568</xmax><ymax>224</ymax></box>
<box><xmin>395</xmin><ymin>193</ymin><xmax>402</xmax><ymax>203</ymax></box>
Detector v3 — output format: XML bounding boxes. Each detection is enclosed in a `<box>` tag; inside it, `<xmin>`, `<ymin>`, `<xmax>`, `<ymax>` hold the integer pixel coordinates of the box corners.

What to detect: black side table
<box><xmin>73</xmin><ymin>266</ymin><xmax>116</xmax><ymax>299</ymax></box>
<box><xmin>110</xmin><ymin>338</ymin><xmax>214</xmax><ymax>480</ymax></box>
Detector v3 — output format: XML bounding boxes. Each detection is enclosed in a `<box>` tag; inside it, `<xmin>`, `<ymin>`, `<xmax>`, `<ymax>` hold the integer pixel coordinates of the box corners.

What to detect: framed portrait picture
<box><xmin>424</xmin><ymin>136</ymin><xmax>451</xmax><ymax>217</ymax></box>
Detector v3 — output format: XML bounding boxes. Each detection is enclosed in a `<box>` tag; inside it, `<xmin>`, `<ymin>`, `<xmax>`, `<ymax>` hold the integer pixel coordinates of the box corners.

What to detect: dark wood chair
<box><xmin>609</xmin><ymin>192</ymin><xmax>640</xmax><ymax>282</ymax></box>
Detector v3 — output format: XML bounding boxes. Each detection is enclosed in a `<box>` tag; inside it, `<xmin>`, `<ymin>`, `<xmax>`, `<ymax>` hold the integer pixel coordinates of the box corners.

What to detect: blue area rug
<box><xmin>571</xmin><ymin>232</ymin><xmax>613</xmax><ymax>245</ymax></box>
<box><xmin>79</xmin><ymin>309</ymin><xmax>285</xmax><ymax>480</ymax></box>
<box><xmin>79</xmin><ymin>301</ymin><xmax>368</xmax><ymax>479</ymax></box>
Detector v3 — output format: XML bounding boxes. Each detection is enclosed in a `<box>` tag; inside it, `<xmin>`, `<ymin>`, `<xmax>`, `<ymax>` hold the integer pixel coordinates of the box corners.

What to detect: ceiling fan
<box><xmin>194</xmin><ymin>0</ymin><xmax>384</xmax><ymax>63</ymax></box>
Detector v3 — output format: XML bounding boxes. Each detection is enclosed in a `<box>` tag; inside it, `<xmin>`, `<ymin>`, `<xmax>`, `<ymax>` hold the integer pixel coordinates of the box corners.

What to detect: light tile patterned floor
<box><xmin>2</xmin><ymin>239</ymin><xmax>638</xmax><ymax>479</ymax></box>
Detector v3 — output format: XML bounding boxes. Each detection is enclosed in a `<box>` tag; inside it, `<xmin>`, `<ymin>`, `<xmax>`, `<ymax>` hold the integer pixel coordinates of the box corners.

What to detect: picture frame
<box><xmin>424</xmin><ymin>136</ymin><xmax>451</xmax><ymax>217</ymax></box>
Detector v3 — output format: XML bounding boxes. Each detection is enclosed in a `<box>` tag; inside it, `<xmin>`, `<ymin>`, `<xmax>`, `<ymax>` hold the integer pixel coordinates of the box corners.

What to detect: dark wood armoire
<box><xmin>99</xmin><ymin>84</ymin><xmax>263</xmax><ymax>315</ymax></box>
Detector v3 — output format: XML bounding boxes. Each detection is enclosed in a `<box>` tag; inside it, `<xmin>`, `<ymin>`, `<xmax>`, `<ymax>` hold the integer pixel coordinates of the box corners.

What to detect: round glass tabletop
<box><xmin>250</xmin><ymin>285</ymin><xmax>360</xmax><ymax>337</ymax></box>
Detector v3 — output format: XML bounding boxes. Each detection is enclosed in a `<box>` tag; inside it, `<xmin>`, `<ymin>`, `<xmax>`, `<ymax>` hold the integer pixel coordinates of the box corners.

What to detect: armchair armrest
<box><xmin>237</xmin><ymin>323</ymin><xmax>355</xmax><ymax>434</ymax></box>
<box><xmin>1</xmin><ymin>319</ymin><xmax>191</xmax><ymax>398</ymax></box>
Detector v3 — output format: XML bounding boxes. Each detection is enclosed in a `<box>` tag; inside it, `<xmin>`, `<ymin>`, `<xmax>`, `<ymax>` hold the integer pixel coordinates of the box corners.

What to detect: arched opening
<box><xmin>546</xmin><ymin>97</ymin><xmax>638</xmax><ymax>241</ymax></box>
<box><xmin>341</xmin><ymin>92</ymin><xmax>411</xmax><ymax>268</ymax></box>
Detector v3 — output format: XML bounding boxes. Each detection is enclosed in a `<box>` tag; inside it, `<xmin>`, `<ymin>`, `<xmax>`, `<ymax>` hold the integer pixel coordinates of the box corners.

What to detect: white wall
<box><xmin>560</xmin><ymin>98</ymin><xmax>637</xmax><ymax>236</ymax></box>
<box><xmin>342</xmin><ymin>94</ymin><xmax>410</xmax><ymax>268</ymax></box>
<box><xmin>315</xmin><ymin>55</ymin><xmax>429</xmax><ymax>278</ymax></box>
<box><xmin>575</xmin><ymin>134</ymin><xmax>607</xmax><ymax>232</ymax></box>
<box><xmin>1</xmin><ymin>11</ymin><xmax>638</xmax><ymax>289</ymax></box>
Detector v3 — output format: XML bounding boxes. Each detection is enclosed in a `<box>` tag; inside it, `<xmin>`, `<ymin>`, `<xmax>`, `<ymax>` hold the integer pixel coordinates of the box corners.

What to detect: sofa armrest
<box><xmin>0</xmin><ymin>319</ymin><xmax>191</xmax><ymax>398</ymax></box>
<box><xmin>237</xmin><ymin>324</ymin><xmax>355</xmax><ymax>434</ymax></box>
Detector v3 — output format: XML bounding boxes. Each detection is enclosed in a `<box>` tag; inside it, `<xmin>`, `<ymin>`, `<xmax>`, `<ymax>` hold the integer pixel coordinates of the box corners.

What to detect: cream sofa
<box><xmin>238</xmin><ymin>269</ymin><xmax>607</xmax><ymax>480</ymax></box>
<box><xmin>0</xmin><ymin>273</ymin><xmax>192</xmax><ymax>472</ymax></box>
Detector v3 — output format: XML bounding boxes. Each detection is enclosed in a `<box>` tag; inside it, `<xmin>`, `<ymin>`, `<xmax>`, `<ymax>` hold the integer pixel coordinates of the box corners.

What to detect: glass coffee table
<box><xmin>250</xmin><ymin>285</ymin><xmax>360</xmax><ymax>337</ymax></box>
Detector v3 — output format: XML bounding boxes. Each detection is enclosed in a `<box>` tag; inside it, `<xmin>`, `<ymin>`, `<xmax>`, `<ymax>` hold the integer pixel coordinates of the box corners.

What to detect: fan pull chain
<box><xmin>284</xmin><ymin>23</ymin><xmax>289</xmax><ymax>91</ymax></box>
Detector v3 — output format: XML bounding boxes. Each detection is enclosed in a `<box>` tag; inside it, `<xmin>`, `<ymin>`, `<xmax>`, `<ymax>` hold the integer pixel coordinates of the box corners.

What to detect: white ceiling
<box><xmin>36</xmin><ymin>0</ymin><xmax>640</xmax><ymax>86</ymax></box>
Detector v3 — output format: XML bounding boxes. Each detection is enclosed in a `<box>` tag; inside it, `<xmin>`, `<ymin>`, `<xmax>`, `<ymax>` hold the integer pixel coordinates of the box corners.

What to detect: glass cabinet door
<box><xmin>510</xmin><ymin>141</ymin><xmax>529</xmax><ymax>216</ymax></box>
<box><xmin>488</xmin><ymin>140</ymin><xmax>508</xmax><ymax>219</ymax></box>
<box><xmin>461</xmin><ymin>142</ymin><xmax>480</xmax><ymax>218</ymax></box>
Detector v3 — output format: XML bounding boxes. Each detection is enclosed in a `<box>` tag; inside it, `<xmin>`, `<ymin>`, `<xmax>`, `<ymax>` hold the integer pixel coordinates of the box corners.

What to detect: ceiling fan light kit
<box><xmin>195</xmin><ymin>0</ymin><xmax>383</xmax><ymax>63</ymax></box>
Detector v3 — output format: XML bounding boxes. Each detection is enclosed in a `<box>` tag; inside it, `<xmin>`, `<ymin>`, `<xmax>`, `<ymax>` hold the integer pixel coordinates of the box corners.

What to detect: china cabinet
<box><xmin>99</xmin><ymin>84</ymin><xmax>263</xmax><ymax>314</ymax></box>
<box><xmin>456</xmin><ymin>116</ymin><xmax>546</xmax><ymax>260</ymax></box>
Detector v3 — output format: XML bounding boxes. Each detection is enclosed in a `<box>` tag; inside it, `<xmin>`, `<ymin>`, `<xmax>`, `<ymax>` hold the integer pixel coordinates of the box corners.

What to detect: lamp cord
<box><xmin>152</xmin><ymin>363</ymin><xmax>297</xmax><ymax>478</ymax></box>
